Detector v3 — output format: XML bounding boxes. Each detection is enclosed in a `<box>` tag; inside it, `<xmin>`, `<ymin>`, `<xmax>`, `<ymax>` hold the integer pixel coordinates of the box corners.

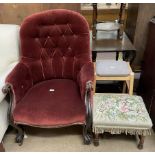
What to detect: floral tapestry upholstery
<box><xmin>93</xmin><ymin>94</ymin><xmax>153</xmax><ymax>135</ymax></box>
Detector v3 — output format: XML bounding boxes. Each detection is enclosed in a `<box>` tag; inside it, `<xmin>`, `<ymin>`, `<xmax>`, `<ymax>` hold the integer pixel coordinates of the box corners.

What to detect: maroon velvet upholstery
<box><xmin>13</xmin><ymin>79</ymin><xmax>85</xmax><ymax>126</ymax></box>
<box><xmin>20</xmin><ymin>9</ymin><xmax>91</xmax><ymax>83</ymax></box>
<box><xmin>6</xmin><ymin>9</ymin><xmax>94</xmax><ymax>127</ymax></box>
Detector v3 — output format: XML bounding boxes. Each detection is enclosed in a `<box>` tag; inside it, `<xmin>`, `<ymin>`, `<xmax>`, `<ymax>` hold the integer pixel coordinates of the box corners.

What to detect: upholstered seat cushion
<box><xmin>93</xmin><ymin>94</ymin><xmax>153</xmax><ymax>135</ymax></box>
<box><xmin>96</xmin><ymin>60</ymin><xmax>130</xmax><ymax>76</ymax></box>
<box><xmin>13</xmin><ymin>79</ymin><xmax>85</xmax><ymax>127</ymax></box>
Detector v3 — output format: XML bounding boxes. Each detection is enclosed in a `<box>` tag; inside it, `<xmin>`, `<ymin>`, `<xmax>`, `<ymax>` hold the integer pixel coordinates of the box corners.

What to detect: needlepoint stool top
<box><xmin>93</xmin><ymin>94</ymin><xmax>153</xmax><ymax>135</ymax></box>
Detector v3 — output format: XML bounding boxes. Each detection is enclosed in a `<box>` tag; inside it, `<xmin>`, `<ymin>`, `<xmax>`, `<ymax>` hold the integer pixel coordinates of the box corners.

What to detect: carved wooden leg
<box><xmin>94</xmin><ymin>133</ymin><xmax>99</xmax><ymax>146</ymax></box>
<box><xmin>15</xmin><ymin>125</ymin><xmax>24</xmax><ymax>146</ymax></box>
<box><xmin>83</xmin><ymin>81</ymin><xmax>93</xmax><ymax>145</ymax></box>
<box><xmin>83</xmin><ymin>125</ymin><xmax>91</xmax><ymax>145</ymax></box>
<box><xmin>0</xmin><ymin>143</ymin><xmax>5</xmax><ymax>152</ymax></box>
<box><xmin>3</xmin><ymin>84</ymin><xmax>24</xmax><ymax>146</ymax></box>
<box><xmin>137</xmin><ymin>135</ymin><xmax>145</xmax><ymax>149</ymax></box>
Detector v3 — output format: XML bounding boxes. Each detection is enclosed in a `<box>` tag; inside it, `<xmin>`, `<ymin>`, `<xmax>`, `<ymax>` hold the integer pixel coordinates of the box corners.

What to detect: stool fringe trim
<box><xmin>93</xmin><ymin>127</ymin><xmax>152</xmax><ymax>136</ymax></box>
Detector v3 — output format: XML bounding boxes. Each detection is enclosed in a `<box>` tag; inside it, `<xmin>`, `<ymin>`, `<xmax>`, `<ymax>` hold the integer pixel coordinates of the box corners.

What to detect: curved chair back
<box><xmin>20</xmin><ymin>9</ymin><xmax>91</xmax><ymax>84</ymax></box>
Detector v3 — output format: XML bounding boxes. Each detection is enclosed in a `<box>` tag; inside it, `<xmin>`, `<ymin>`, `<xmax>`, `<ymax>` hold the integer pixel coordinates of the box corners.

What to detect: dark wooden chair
<box><xmin>92</xmin><ymin>3</ymin><xmax>126</xmax><ymax>39</ymax></box>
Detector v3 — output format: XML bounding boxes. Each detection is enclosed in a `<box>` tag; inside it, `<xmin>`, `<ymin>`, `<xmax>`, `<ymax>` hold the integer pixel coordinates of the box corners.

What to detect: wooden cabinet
<box><xmin>138</xmin><ymin>17</ymin><xmax>155</xmax><ymax>130</ymax></box>
<box><xmin>125</xmin><ymin>4</ymin><xmax>155</xmax><ymax>67</ymax></box>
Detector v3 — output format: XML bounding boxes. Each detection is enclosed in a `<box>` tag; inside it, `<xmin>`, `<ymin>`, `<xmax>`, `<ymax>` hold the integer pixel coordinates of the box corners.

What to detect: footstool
<box><xmin>94</xmin><ymin>60</ymin><xmax>134</xmax><ymax>95</ymax></box>
<box><xmin>93</xmin><ymin>94</ymin><xmax>153</xmax><ymax>149</ymax></box>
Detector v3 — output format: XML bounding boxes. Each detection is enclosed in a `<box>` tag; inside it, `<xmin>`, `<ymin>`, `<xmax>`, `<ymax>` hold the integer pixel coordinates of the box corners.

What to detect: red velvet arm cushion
<box><xmin>77</xmin><ymin>62</ymin><xmax>94</xmax><ymax>100</ymax></box>
<box><xmin>5</xmin><ymin>62</ymin><xmax>33</xmax><ymax>104</ymax></box>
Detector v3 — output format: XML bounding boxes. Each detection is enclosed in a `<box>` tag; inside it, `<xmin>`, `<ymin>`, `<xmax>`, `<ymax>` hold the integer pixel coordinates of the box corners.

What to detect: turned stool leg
<box><xmin>137</xmin><ymin>135</ymin><xmax>145</xmax><ymax>149</ymax></box>
<box><xmin>94</xmin><ymin>133</ymin><xmax>99</xmax><ymax>146</ymax></box>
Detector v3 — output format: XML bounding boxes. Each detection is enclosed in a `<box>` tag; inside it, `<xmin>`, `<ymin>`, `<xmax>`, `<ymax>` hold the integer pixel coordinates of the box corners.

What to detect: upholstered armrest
<box><xmin>4</xmin><ymin>63</ymin><xmax>33</xmax><ymax>104</ymax></box>
<box><xmin>77</xmin><ymin>62</ymin><xmax>94</xmax><ymax>100</ymax></box>
<box><xmin>0</xmin><ymin>62</ymin><xmax>18</xmax><ymax>103</ymax></box>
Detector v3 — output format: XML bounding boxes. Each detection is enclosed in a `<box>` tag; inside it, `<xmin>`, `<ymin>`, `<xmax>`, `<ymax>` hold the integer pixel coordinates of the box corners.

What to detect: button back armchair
<box><xmin>3</xmin><ymin>9</ymin><xmax>94</xmax><ymax>145</ymax></box>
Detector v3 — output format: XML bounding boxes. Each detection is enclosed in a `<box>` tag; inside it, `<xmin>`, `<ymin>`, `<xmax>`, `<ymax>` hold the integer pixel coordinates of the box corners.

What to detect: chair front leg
<box><xmin>3</xmin><ymin>84</ymin><xmax>24</xmax><ymax>146</ymax></box>
<box><xmin>83</xmin><ymin>81</ymin><xmax>93</xmax><ymax>145</ymax></box>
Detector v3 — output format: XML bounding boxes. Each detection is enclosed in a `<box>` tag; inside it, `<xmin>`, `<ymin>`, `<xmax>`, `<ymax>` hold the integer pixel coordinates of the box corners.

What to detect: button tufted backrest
<box><xmin>20</xmin><ymin>9</ymin><xmax>91</xmax><ymax>84</ymax></box>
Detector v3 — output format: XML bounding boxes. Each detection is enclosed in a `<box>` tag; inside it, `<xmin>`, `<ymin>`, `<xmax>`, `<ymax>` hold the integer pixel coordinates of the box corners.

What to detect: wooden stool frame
<box><xmin>93</xmin><ymin>62</ymin><xmax>134</xmax><ymax>95</ymax></box>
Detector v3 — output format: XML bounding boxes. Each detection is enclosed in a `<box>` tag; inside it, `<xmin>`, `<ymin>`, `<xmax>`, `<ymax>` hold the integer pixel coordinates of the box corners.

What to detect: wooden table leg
<box><xmin>137</xmin><ymin>135</ymin><xmax>145</xmax><ymax>149</ymax></box>
<box><xmin>129</xmin><ymin>72</ymin><xmax>134</xmax><ymax>95</ymax></box>
<box><xmin>122</xmin><ymin>81</ymin><xmax>127</xmax><ymax>93</ymax></box>
<box><xmin>92</xmin><ymin>51</ymin><xmax>97</xmax><ymax>62</ymax></box>
<box><xmin>0</xmin><ymin>143</ymin><xmax>5</xmax><ymax>152</ymax></box>
<box><xmin>94</xmin><ymin>133</ymin><xmax>99</xmax><ymax>146</ymax></box>
<box><xmin>123</xmin><ymin>50</ymin><xmax>136</xmax><ymax>64</ymax></box>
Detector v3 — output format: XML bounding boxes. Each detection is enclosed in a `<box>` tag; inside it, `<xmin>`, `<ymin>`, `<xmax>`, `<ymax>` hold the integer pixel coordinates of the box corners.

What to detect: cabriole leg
<box><xmin>3</xmin><ymin>84</ymin><xmax>24</xmax><ymax>146</ymax></box>
<box><xmin>14</xmin><ymin>125</ymin><xmax>24</xmax><ymax>146</ymax></box>
<box><xmin>83</xmin><ymin>125</ymin><xmax>91</xmax><ymax>145</ymax></box>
